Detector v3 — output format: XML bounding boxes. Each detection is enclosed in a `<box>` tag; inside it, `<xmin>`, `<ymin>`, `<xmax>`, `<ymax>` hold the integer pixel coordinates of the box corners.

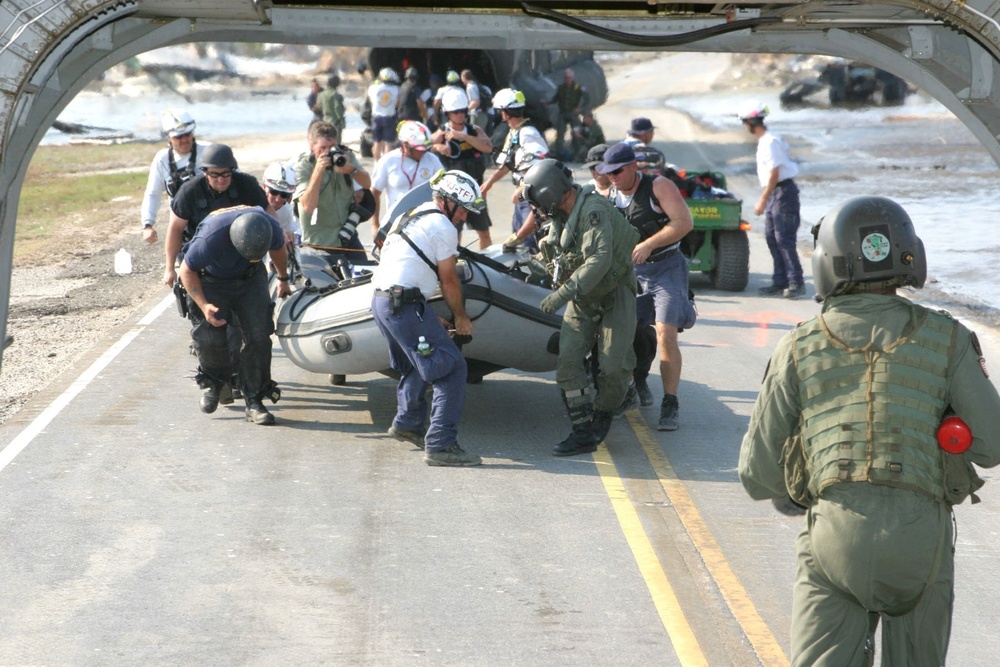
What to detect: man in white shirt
<box><xmin>371</xmin><ymin>170</ymin><xmax>486</xmax><ymax>467</ymax></box>
<box><xmin>368</xmin><ymin>67</ymin><xmax>401</xmax><ymax>160</ymax></box>
<box><xmin>140</xmin><ymin>109</ymin><xmax>211</xmax><ymax>244</ymax></box>
<box><xmin>370</xmin><ymin>121</ymin><xmax>443</xmax><ymax>237</ymax></box>
<box><xmin>739</xmin><ymin>102</ymin><xmax>805</xmax><ymax>299</ymax></box>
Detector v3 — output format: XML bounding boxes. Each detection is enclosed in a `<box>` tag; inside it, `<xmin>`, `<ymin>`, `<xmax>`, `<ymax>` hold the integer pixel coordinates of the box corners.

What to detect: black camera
<box><xmin>326</xmin><ymin>148</ymin><xmax>348</xmax><ymax>169</ymax></box>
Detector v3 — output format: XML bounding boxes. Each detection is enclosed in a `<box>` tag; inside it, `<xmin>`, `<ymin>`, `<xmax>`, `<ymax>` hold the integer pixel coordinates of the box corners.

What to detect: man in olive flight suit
<box><xmin>739</xmin><ymin>196</ymin><xmax>1000</xmax><ymax>667</ymax></box>
<box><xmin>522</xmin><ymin>158</ymin><xmax>639</xmax><ymax>457</ymax></box>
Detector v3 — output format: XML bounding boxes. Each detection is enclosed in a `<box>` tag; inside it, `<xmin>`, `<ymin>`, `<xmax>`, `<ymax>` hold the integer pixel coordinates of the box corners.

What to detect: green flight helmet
<box><xmin>812</xmin><ymin>195</ymin><xmax>926</xmax><ymax>301</ymax></box>
<box><xmin>229</xmin><ymin>211</ymin><xmax>273</xmax><ymax>261</ymax></box>
<box><xmin>521</xmin><ymin>158</ymin><xmax>573</xmax><ymax>218</ymax></box>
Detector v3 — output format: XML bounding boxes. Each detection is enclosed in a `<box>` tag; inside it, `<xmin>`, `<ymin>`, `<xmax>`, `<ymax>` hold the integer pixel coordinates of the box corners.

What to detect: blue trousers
<box><xmin>764</xmin><ymin>180</ymin><xmax>804</xmax><ymax>287</ymax></box>
<box><xmin>371</xmin><ymin>295</ymin><xmax>467</xmax><ymax>451</ymax></box>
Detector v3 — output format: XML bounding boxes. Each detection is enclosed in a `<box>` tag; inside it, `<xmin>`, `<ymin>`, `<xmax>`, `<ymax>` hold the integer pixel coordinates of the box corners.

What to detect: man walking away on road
<box><xmin>371</xmin><ymin>170</ymin><xmax>486</xmax><ymax>467</ymax></box>
<box><xmin>739</xmin><ymin>196</ymin><xmax>1000</xmax><ymax>666</ymax></box>
<box><xmin>740</xmin><ymin>102</ymin><xmax>805</xmax><ymax>299</ymax></box>
<box><xmin>523</xmin><ymin>159</ymin><xmax>638</xmax><ymax>456</ymax></box>
<box><xmin>368</xmin><ymin>67</ymin><xmax>401</xmax><ymax>160</ymax></box>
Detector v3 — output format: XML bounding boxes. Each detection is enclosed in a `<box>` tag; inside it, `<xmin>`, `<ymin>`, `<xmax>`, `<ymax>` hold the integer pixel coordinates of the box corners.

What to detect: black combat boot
<box><xmin>592</xmin><ymin>409</ymin><xmax>614</xmax><ymax>443</ymax></box>
<box><xmin>246</xmin><ymin>399</ymin><xmax>275</xmax><ymax>425</ymax></box>
<box><xmin>200</xmin><ymin>385</ymin><xmax>221</xmax><ymax>414</ymax></box>
<box><xmin>553</xmin><ymin>400</ymin><xmax>597</xmax><ymax>457</ymax></box>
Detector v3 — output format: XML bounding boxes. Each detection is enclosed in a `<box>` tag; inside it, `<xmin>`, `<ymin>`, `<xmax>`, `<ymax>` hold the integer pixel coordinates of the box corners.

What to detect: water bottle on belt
<box><xmin>416</xmin><ymin>336</ymin><xmax>433</xmax><ymax>357</ymax></box>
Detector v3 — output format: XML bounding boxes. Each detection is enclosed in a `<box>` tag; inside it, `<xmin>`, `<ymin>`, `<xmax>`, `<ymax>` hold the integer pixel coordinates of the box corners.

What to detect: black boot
<box><xmin>592</xmin><ymin>409</ymin><xmax>614</xmax><ymax>443</ymax></box>
<box><xmin>554</xmin><ymin>399</ymin><xmax>597</xmax><ymax>457</ymax></box>
<box><xmin>553</xmin><ymin>422</ymin><xmax>598</xmax><ymax>456</ymax></box>
<box><xmin>246</xmin><ymin>399</ymin><xmax>275</xmax><ymax>425</ymax></box>
<box><xmin>200</xmin><ymin>385</ymin><xmax>221</xmax><ymax>414</ymax></box>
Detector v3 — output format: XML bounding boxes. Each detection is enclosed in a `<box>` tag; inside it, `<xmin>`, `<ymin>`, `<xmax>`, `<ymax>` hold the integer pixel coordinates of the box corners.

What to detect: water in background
<box><xmin>45</xmin><ymin>65</ymin><xmax>1000</xmax><ymax>315</ymax></box>
<box><xmin>667</xmin><ymin>89</ymin><xmax>1000</xmax><ymax>314</ymax></box>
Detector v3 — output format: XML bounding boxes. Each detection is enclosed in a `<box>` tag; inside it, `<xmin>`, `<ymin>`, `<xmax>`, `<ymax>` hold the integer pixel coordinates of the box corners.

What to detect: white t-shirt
<box><xmin>465</xmin><ymin>82</ymin><xmax>480</xmax><ymax>106</ymax></box>
<box><xmin>368</xmin><ymin>82</ymin><xmax>400</xmax><ymax>117</ymax></box>
<box><xmin>372</xmin><ymin>149</ymin><xmax>444</xmax><ymax>220</ymax></box>
<box><xmin>756</xmin><ymin>130</ymin><xmax>799</xmax><ymax>187</ymax></box>
<box><xmin>373</xmin><ymin>202</ymin><xmax>458</xmax><ymax>298</ymax></box>
<box><xmin>272</xmin><ymin>202</ymin><xmax>300</xmax><ymax>235</ymax></box>
<box><xmin>140</xmin><ymin>142</ymin><xmax>213</xmax><ymax>228</ymax></box>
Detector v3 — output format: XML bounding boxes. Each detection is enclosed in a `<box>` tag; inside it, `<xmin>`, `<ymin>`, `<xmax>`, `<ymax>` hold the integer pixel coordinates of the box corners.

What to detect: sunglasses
<box><xmin>608</xmin><ymin>166</ymin><xmax>626</xmax><ymax>176</ymax></box>
<box><xmin>204</xmin><ymin>170</ymin><xmax>233</xmax><ymax>179</ymax></box>
<box><xmin>172</xmin><ymin>131</ymin><xmax>194</xmax><ymax>139</ymax></box>
<box><xmin>267</xmin><ymin>188</ymin><xmax>291</xmax><ymax>199</ymax></box>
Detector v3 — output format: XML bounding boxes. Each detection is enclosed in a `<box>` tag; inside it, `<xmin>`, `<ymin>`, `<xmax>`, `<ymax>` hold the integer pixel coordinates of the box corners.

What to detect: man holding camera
<box><xmin>293</xmin><ymin>120</ymin><xmax>372</xmax><ymax>274</ymax></box>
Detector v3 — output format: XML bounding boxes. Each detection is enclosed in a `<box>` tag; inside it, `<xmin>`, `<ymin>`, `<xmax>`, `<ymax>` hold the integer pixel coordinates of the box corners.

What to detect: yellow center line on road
<box><xmin>624</xmin><ymin>411</ymin><xmax>790</xmax><ymax>667</ymax></box>
<box><xmin>592</xmin><ymin>445</ymin><xmax>709</xmax><ymax>667</ymax></box>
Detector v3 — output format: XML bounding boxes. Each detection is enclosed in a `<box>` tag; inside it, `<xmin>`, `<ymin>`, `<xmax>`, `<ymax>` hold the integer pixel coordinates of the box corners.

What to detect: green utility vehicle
<box><xmin>666</xmin><ymin>168</ymin><xmax>750</xmax><ymax>292</ymax></box>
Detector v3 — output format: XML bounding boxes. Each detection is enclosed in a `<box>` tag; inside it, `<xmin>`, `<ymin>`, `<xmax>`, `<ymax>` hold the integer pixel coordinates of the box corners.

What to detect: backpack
<box><xmin>477</xmin><ymin>83</ymin><xmax>493</xmax><ymax>110</ymax></box>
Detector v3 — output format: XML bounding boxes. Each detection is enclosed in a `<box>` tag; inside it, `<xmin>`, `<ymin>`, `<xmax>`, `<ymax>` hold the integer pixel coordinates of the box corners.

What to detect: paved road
<box><xmin>4</xmin><ymin>213</ymin><xmax>1000</xmax><ymax>666</ymax></box>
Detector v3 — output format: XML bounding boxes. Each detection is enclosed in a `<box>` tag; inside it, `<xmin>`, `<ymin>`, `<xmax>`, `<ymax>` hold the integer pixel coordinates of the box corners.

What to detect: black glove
<box><xmin>772</xmin><ymin>495</ymin><xmax>808</xmax><ymax>517</ymax></box>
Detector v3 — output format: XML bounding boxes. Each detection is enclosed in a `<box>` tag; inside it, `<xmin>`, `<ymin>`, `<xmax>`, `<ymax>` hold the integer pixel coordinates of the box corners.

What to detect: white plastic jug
<box><xmin>114</xmin><ymin>248</ymin><xmax>132</xmax><ymax>275</ymax></box>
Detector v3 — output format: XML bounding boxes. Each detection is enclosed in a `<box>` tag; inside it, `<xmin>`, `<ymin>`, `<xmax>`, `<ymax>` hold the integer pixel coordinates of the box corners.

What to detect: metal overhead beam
<box><xmin>2</xmin><ymin>0</ymin><xmax>1000</xmax><ymax>374</ymax></box>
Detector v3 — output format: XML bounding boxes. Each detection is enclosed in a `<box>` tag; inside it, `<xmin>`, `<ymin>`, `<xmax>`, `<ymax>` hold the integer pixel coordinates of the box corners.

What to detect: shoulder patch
<box><xmin>587</xmin><ymin>210</ymin><xmax>601</xmax><ymax>226</ymax></box>
<box><xmin>972</xmin><ymin>332</ymin><xmax>990</xmax><ymax>378</ymax></box>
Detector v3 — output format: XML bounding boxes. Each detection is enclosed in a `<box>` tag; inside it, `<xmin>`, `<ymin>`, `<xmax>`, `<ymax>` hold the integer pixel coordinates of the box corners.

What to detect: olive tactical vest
<box><xmin>793</xmin><ymin>305</ymin><xmax>957</xmax><ymax>501</ymax></box>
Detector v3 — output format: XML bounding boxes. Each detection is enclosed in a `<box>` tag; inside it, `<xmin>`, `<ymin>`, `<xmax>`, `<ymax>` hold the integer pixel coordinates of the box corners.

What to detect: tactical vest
<box><xmin>793</xmin><ymin>305</ymin><xmax>957</xmax><ymax>502</ymax></box>
<box><xmin>619</xmin><ymin>173</ymin><xmax>676</xmax><ymax>261</ymax></box>
<box><xmin>165</xmin><ymin>142</ymin><xmax>198</xmax><ymax>198</ymax></box>
<box><xmin>440</xmin><ymin>123</ymin><xmax>485</xmax><ymax>182</ymax></box>
<box><xmin>568</xmin><ymin>187</ymin><xmax>639</xmax><ymax>303</ymax></box>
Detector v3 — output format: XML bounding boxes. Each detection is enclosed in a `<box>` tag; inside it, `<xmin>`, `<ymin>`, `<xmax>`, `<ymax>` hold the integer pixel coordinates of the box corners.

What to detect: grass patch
<box><xmin>15</xmin><ymin>143</ymin><xmax>155</xmax><ymax>263</ymax></box>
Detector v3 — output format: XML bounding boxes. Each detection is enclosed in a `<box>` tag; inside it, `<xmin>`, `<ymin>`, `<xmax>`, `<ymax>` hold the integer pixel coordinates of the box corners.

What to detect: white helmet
<box><xmin>738</xmin><ymin>101</ymin><xmax>769</xmax><ymax>121</ymax></box>
<box><xmin>514</xmin><ymin>144</ymin><xmax>549</xmax><ymax>174</ymax></box>
<box><xmin>263</xmin><ymin>162</ymin><xmax>296</xmax><ymax>194</ymax></box>
<box><xmin>492</xmin><ymin>88</ymin><xmax>526</xmax><ymax>110</ymax></box>
<box><xmin>441</xmin><ymin>88</ymin><xmax>470</xmax><ymax>114</ymax></box>
<box><xmin>379</xmin><ymin>67</ymin><xmax>400</xmax><ymax>84</ymax></box>
<box><xmin>397</xmin><ymin>120</ymin><xmax>432</xmax><ymax>150</ymax></box>
<box><xmin>446</xmin><ymin>70</ymin><xmax>461</xmax><ymax>85</ymax></box>
<box><xmin>161</xmin><ymin>109</ymin><xmax>196</xmax><ymax>137</ymax></box>
<box><xmin>429</xmin><ymin>169</ymin><xmax>486</xmax><ymax>213</ymax></box>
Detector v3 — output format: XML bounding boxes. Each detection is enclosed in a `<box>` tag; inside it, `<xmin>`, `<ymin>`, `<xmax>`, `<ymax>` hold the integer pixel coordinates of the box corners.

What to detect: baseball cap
<box><xmin>596</xmin><ymin>142</ymin><xmax>637</xmax><ymax>175</ymax></box>
<box><xmin>629</xmin><ymin>117</ymin><xmax>655</xmax><ymax>134</ymax></box>
<box><xmin>583</xmin><ymin>143</ymin><xmax>610</xmax><ymax>170</ymax></box>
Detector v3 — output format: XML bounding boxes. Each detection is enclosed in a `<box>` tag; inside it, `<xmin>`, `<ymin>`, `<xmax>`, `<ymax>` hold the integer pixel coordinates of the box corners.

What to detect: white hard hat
<box><xmin>161</xmin><ymin>109</ymin><xmax>196</xmax><ymax>137</ymax></box>
<box><xmin>397</xmin><ymin>120</ymin><xmax>432</xmax><ymax>150</ymax></box>
<box><xmin>263</xmin><ymin>162</ymin><xmax>296</xmax><ymax>194</ymax></box>
<box><xmin>441</xmin><ymin>88</ymin><xmax>470</xmax><ymax>114</ymax></box>
<box><xmin>738</xmin><ymin>101</ymin><xmax>769</xmax><ymax>121</ymax></box>
<box><xmin>429</xmin><ymin>169</ymin><xmax>486</xmax><ymax>213</ymax></box>
<box><xmin>379</xmin><ymin>67</ymin><xmax>400</xmax><ymax>84</ymax></box>
<box><xmin>492</xmin><ymin>88</ymin><xmax>526</xmax><ymax>110</ymax></box>
<box><xmin>446</xmin><ymin>70</ymin><xmax>461</xmax><ymax>85</ymax></box>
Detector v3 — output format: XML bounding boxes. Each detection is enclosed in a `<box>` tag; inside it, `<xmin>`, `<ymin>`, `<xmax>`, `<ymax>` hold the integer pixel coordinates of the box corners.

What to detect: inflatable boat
<box><xmin>274</xmin><ymin>184</ymin><xmax>563</xmax><ymax>381</ymax></box>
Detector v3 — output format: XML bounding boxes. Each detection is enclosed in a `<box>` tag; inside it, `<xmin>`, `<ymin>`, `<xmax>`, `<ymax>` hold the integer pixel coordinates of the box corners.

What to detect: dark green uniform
<box><xmin>739</xmin><ymin>293</ymin><xmax>1000</xmax><ymax>666</ymax></box>
<box><xmin>549</xmin><ymin>185</ymin><xmax>639</xmax><ymax>415</ymax></box>
<box><xmin>316</xmin><ymin>88</ymin><xmax>346</xmax><ymax>136</ymax></box>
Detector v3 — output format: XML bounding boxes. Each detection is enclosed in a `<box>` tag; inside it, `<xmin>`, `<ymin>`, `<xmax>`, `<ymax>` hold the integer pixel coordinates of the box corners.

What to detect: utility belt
<box><xmin>375</xmin><ymin>285</ymin><xmax>425</xmax><ymax>314</ymax></box>
<box><xmin>645</xmin><ymin>244</ymin><xmax>680</xmax><ymax>264</ymax></box>
<box><xmin>199</xmin><ymin>263</ymin><xmax>262</xmax><ymax>282</ymax></box>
